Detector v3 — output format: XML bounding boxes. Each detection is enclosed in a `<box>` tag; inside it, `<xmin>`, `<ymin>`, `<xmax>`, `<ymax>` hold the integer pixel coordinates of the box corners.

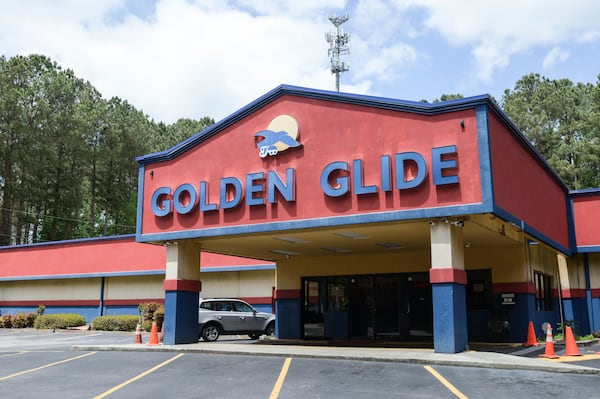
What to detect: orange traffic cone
<box><xmin>523</xmin><ymin>321</ymin><xmax>539</xmax><ymax>347</ymax></box>
<box><xmin>539</xmin><ymin>324</ymin><xmax>559</xmax><ymax>359</ymax></box>
<box><xmin>564</xmin><ymin>326</ymin><xmax>581</xmax><ymax>356</ymax></box>
<box><xmin>133</xmin><ymin>323</ymin><xmax>143</xmax><ymax>344</ymax></box>
<box><xmin>148</xmin><ymin>321</ymin><xmax>159</xmax><ymax>345</ymax></box>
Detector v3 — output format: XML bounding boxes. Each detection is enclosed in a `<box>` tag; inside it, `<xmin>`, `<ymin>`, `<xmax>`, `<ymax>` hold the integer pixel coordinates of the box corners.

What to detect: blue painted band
<box><xmin>137</xmin><ymin>202</ymin><xmax>487</xmax><ymax>243</ymax></box>
<box><xmin>0</xmin><ymin>269</ymin><xmax>165</xmax><ymax>281</ymax></box>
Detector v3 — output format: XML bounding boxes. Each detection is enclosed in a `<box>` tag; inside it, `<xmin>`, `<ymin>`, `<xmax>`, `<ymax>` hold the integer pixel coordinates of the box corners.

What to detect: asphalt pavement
<box><xmin>72</xmin><ymin>335</ymin><xmax>600</xmax><ymax>375</ymax></box>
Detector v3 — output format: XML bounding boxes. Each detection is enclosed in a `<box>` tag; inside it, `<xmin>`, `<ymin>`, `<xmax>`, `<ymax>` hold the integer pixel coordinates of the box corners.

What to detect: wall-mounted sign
<box><xmin>149</xmin><ymin>145</ymin><xmax>459</xmax><ymax>218</ymax></box>
<box><xmin>501</xmin><ymin>293</ymin><xmax>516</xmax><ymax>305</ymax></box>
<box><xmin>254</xmin><ymin>115</ymin><xmax>302</xmax><ymax>158</ymax></box>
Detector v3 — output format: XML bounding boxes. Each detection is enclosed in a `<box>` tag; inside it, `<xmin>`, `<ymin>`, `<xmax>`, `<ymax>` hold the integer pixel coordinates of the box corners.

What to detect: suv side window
<box><xmin>200</xmin><ymin>302</ymin><xmax>214</xmax><ymax>310</ymax></box>
<box><xmin>233</xmin><ymin>301</ymin><xmax>254</xmax><ymax>313</ymax></box>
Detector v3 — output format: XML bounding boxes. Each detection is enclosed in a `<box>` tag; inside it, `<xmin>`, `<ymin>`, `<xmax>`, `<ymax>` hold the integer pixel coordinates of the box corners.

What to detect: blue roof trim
<box><xmin>475</xmin><ymin>104</ymin><xmax>495</xmax><ymax>214</ymax></box>
<box><xmin>569</xmin><ymin>188</ymin><xmax>600</xmax><ymax>197</ymax></box>
<box><xmin>136</xmin><ymin>202</ymin><xmax>487</xmax><ymax>242</ymax></box>
<box><xmin>0</xmin><ymin>269</ymin><xmax>165</xmax><ymax>282</ymax></box>
<box><xmin>492</xmin><ymin>205</ymin><xmax>571</xmax><ymax>255</ymax></box>
<box><xmin>135</xmin><ymin>84</ymin><xmax>492</xmax><ymax>166</ymax></box>
<box><xmin>136</xmin><ymin>164</ymin><xmax>146</xmax><ymax>237</ymax></box>
<box><xmin>202</xmin><ymin>264</ymin><xmax>276</xmax><ymax>273</ymax></box>
<box><xmin>566</xmin><ymin>193</ymin><xmax>578</xmax><ymax>254</ymax></box>
<box><xmin>0</xmin><ymin>234</ymin><xmax>136</xmax><ymax>251</ymax></box>
<box><xmin>577</xmin><ymin>245</ymin><xmax>600</xmax><ymax>253</ymax></box>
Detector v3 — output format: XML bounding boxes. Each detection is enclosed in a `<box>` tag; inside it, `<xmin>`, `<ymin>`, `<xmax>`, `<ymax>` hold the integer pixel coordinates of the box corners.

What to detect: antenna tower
<box><xmin>326</xmin><ymin>13</ymin><xmax>350</xmax><ymax>91</ymax></box>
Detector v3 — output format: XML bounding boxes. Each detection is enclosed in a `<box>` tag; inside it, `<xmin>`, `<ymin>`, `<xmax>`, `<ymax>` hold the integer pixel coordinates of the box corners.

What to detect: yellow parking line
<box><xmin>424</xmin><ymin>365</ymin><xmax>469</xmax><ymax>399</ymax></box>
<box><xmin>269</xmin><ymin>357</ymin><xmax>292</xmax><ymax>399</ymax></box>
<box><xmin>93</xmin><ymin>353</ymin><xmax>184</xmax><ymax>399</ymax></box>
<box><xmin>0</xmin><ymin>352</ymin><xmax>96</xmax><ymax>381</ymax></box>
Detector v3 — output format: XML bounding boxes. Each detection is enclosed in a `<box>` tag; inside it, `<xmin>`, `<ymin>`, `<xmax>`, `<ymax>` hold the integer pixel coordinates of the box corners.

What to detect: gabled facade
<box><xmin>135</xmin><ymin>85</ymin><xmax>600</xmax><ymax>352</ymax></box>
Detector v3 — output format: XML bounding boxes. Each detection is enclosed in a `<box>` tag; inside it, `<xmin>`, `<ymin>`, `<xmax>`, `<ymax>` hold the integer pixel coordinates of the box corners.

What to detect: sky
<box><xmin>1</xmin><ymin>0</ymin><xmax>599</xmax><ymax>124</ymax></box>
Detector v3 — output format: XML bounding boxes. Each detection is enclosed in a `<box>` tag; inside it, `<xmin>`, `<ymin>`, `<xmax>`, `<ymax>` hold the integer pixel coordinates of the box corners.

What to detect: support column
<box><xmin>163</xmin><ymin>240</ymin><xmax>201</xmax><ymax>345</ymax></box>
<box><xmin>557</xmin><ymin>253</ymin><xmax>574</xmax><ymax>325</ymax></box>
<box><xmin>429</xmin><ymin>221</ymin><xmax>468</xmax><ymax>353</ymax></box>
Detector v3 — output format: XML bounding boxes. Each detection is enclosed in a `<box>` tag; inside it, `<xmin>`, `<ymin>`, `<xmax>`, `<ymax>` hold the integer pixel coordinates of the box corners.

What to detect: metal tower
<box><xmin>326</xmin><ymin>14</ymin><xmax>350</xmax><ymax>91</ymax></box>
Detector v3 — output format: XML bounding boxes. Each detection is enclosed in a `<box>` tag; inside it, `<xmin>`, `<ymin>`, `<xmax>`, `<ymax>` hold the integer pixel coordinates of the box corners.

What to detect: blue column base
<box><xmin>163</xmin><ymin>290</ymin><xmax>199</xmax><ymax>345</ymax></box>
<box><xmin>432</xmin><ymin>283</ymin><xmax>468</xmax><ymax>353</ymax></box>
<box><xmin>275</xmin><ymin>298</ymin><xmax>301</xmax><ymax>339</ymax></box>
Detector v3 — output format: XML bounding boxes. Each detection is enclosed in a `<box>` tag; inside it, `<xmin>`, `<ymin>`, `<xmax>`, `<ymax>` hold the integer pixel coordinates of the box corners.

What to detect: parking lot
<box><xmin>1</xmin><ymin>329</ymin><xmax>600</xmax><ymax>398</ymax></box>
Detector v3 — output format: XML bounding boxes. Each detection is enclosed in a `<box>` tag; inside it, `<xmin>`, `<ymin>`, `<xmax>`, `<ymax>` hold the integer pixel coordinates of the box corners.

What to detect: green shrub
<box><xmin>1</xmin><ymin>314</ymin><xmax>12</xmax><ymax>328</ymax></box>
<box><xmin>34</xmin><ymin>313</ymin><xmax>86</xmax><ymax>329</ymax></box>
<box><xmin>138</xmin><ymin>302</ymin><xmax>164</xmax><ymax>332</ymax></box>
<box><xmin>11</xmin><ymin>312</ymin><xmax>37</xmax><ymax>328</ymax></box>
<box><xmin>92</xmin><ymin>315</ymin><xmax>139</xmax><ymax>331</ymax></box>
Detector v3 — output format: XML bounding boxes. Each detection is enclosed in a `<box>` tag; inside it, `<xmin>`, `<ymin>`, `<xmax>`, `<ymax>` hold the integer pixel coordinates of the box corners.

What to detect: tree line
<box><xmin>1</xmin><ymin>54</ymin><xmax>599</xmax><ymax>246</ymax></box>
<box><xmin>0</xmin><ymin>54</ymin><xmax>213</xmax><ymax>245</ymax></box>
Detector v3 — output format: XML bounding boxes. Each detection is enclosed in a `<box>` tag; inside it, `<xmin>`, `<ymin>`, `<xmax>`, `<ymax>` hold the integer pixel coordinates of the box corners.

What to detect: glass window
<box><xmin>233</xmin><ymin>301</ymin><xmax>254</xmax><ymax>313</ymax></box>
<box><xmin>534</xmin><ymin>272</ymin><xmax>553</xmax><ymax>311</ymax></box>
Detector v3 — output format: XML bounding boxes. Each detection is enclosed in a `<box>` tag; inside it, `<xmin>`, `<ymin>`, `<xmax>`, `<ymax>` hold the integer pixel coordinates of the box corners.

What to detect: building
<box><xmin>0</xmin><ymin>235</ymin><xmax>276</xmax><ymax>322</ymax></box>
<box><xmin>2</xmin><ymin>85</ymin><xmax>599</xmax><ymax>353</ymax></box>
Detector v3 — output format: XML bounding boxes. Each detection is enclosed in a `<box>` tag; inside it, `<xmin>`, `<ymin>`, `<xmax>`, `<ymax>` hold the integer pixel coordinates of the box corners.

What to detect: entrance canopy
<box><xmin>136</xmin><ymin>85</ymin><xmax>572</xmax><ymax>259</ymax></box>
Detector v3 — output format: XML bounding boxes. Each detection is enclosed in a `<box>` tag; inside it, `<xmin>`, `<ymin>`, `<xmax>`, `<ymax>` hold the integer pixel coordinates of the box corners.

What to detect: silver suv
<box><xmin>198</xmin><ymin>298</ymin><xmax>276</xmax><ymax>342</ymax></box>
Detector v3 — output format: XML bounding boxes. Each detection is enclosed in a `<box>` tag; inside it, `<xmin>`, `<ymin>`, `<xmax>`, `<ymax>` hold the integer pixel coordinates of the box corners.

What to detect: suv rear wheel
<box><xmin>201</xmin><ymin>323</ymin><xmax>221</xmax><ymax>342</ymax></box>
<box><xmin>265</xmin><ymin>322</ymin><xmax>275</xmax><ymax>336</ymax></box>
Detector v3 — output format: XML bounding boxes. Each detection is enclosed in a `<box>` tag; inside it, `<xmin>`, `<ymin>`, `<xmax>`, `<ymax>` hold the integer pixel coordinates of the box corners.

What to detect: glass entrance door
<box><xmin>302</xmin><ymin>278</ymin><xmax>326</xmax><ymax>338</ymax></box>
<box><xmin>302</xmin><ymin>273</ymin><xmax>432</xmax><ymax>342</ymax></box>
<box><xmin>374</xmin><ymin>276</ymin><xmax>411</xmax><ymax>339</ymax></box>
<box><xmin>349</xmin><ymin>276</ymin><xmax>373</xmax><ymax>338</ymax></box>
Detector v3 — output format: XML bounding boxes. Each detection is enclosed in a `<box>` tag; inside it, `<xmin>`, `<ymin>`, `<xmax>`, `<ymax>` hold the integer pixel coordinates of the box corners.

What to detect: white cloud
<box><xmin>542</xmin><ymin>47</ymin><xmax>570</xmax><ymax>69</ymax></box>
<box><xmin>0</xmin><ymin>0</ymin><xmax>598</xmax><ymax>123</ymax></box>
<box><xmin>0</xmin><ymin>0</ymin><xmax>340</xmax><ymax>122</ymax></box>
<box><xmin>402</xmin><ymin>0</ymin><xmax>600</xmax><ymax>81</ymax></box>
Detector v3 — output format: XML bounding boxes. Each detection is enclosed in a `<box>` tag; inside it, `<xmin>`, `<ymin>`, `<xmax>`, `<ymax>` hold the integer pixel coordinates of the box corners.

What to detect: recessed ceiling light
<box><xmin>335</xmin><ymin>232</ymin><xmax>369</xmax><ymax>239</ymax></box>
<box><xmin>376</xmin><ymin>242</ymin><xmax>405</xmax><ymax>250</ymax></box>
<box><xmin>321</xmin><ymin>246</ymin><xmax>352</xmax><ymax>253</ymax></box>
<box><xmin>274</xmin><ymin>237</ymin><xmax>310</xmax><ymax>244</ymax></box>
<box><xmin>271</xmin><ymin>249</ymin><xmax>301</xmax><ymax>256</ymax></box>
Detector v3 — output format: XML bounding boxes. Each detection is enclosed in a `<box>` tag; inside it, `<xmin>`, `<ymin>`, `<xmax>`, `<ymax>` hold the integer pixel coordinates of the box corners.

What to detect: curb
<box><xmin>71</xmin><ymin>344</ymin><xmax>600</xmax><ymax>375</ymax></box>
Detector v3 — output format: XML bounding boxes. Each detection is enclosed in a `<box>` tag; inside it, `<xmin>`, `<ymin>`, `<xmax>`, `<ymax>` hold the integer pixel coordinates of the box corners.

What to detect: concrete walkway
<box><xmin>72</xmin><ymin>339</ymin><xmax>600</xmax><ymax>375</ymax></box>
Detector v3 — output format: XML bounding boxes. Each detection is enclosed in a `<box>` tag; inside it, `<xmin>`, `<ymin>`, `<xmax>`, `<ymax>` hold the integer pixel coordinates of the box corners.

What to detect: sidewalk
<box><xmin>72</xmin><ymin>338</ymin><xmax>600</xmax><ymax>375</ymax></box>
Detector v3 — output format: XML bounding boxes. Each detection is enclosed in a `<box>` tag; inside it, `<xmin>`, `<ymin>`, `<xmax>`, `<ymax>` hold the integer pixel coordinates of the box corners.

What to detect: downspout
<box><xmin>584</xmin><ymin>254</ymin><xmax>594</xmax><ymax>333</ymax></box>
<box><xmin>98</xmin><ymin>276</ymin><xmax>106</xmax><ymax>317</ymax></box>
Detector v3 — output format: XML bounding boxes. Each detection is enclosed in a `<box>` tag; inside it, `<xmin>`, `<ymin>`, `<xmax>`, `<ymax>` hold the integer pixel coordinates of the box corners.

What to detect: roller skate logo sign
<box><xmin>254</xmin><ymin>115</ymin><xmax>302</xmax><ymax>158</ymax></box>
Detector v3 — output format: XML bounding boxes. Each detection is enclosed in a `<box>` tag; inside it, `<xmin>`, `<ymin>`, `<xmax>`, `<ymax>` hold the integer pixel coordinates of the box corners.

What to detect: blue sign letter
<box><xmin>268</xmin><ymin>168</ymin><xmax>295</xmax><ymax>203</ymax></box>
<box><xmin>321</xmin><ymin>161</ymin><xmax>350</xmax><ymax>197</ymax></box>
<box><xmin>395</xmin><ymin>152</ymin><xmax>427</xmax><ymax>189</ymax></box>
<box><xmin>173</xmin><ymin>183</ymin><xmax>197</xmax><ymax>214</ymax></box>
<box><xmin>353</xmin><ymin>159</ymin><xmax>378</xmax><ymax>195</ymax></box>
<box><xmin>220</xmin><ymin>177</ymin><xmax>243</xmax><ymax>209</ymax></box>
<box><xmin>151</xmin><ymin>187</ymin><xmax>172</xmax><ymax>217</ymax></box>
<box><xmin>432</xmin><ymin>145</ymin><xmax>459</xmax><ymax>185</ymax></box>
